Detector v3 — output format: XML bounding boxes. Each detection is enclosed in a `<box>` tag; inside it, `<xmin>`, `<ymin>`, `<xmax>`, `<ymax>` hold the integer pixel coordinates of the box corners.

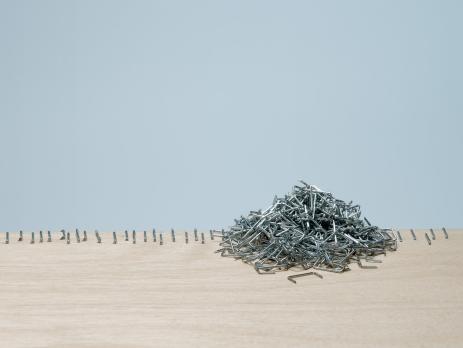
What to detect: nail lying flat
<box><xmin>288</xmin><ymin>272</ymin><xmax>323</xmax><ymax>284</ymax></box>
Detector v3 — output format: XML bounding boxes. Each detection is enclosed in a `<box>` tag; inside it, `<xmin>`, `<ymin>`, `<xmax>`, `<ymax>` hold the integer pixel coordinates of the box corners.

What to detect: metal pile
<box><xmin>218</xmin><ymin>182</ymin><xmax>396</xmax><ymax>274</ymax></box>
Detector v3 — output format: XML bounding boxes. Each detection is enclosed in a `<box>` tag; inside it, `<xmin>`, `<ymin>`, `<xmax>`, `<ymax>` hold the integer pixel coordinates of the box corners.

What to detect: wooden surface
<box><xmin>0</xmin><ymin>229</ymin><xmax>462</xmax><ymax>348</ymax></box>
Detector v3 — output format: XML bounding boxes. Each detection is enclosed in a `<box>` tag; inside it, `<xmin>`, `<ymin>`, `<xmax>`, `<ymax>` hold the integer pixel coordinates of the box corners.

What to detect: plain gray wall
<box><xmin>1</xmin><ymin>1</ymin><xmax>462</xmax><ymax>232</ymax></box>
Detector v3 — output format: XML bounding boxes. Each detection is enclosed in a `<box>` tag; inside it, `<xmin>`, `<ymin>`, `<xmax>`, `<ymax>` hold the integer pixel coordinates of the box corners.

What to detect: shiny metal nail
<box><xmin>442</xmin><ymin>227</ymin><xmax>449</xmax><ymax>239</ymax></box>
<box><xmin>425</xmin><ymin>233</ymin><xmax>431</xmax><ymax>246</ymax></box>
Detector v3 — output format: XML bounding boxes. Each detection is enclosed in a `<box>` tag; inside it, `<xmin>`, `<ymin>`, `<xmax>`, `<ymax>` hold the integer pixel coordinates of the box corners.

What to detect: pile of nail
<box><xmin>218</xmin><ymin>182</ymin><xmax>396</xmax><ymax>274</ymax></box>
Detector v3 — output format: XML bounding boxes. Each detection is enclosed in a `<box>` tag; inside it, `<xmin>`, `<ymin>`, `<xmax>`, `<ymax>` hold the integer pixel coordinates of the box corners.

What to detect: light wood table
<box><xmin>0</xmin><ymin>229</ymin><xmax>461</xmax><ymax>347</ymax></box>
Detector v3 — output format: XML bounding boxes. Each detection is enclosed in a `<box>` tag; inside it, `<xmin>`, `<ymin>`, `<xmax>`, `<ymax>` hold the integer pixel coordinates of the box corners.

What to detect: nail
<box><xmin>425</xmin><ymin>233</ymin><xmax>431</xmax><ymax>246</ymax></box>
<box><xmin>429</xmin><ymin>228</ymin><xmax>436</xmax><ymax>240</ymax></box>
<box><xmin>397</xmin><ymin>230</ymin><xmax>403</xmax><ymax>242</ymax></box>
<box><xmin>410</xmin><ymin>229</ymin><xmax>416</xmax><ymax>240</ymax></box>
<box><xmin>442</xmin><ymin>227</ymin><xmax>449</xmax><ymax>239</ymax></box>
<box><xmin>95</xmin><ymin>230</ymin><xmax>101</xmax><ymax>243</ymax></box>
<box><xmin>287</xmin><ymin>272</ymin><xmax>323</xmax><ymax>284</ymax></box>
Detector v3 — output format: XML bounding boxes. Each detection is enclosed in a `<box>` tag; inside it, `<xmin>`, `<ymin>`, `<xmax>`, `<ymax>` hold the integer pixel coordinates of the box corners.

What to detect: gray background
<box><xmin>1</xmin><ymin>1</ymin><xmax>461</xmax><ymax>232</ymax></box>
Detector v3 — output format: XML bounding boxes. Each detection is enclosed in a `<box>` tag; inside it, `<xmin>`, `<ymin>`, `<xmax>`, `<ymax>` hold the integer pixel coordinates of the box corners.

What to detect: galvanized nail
<box><xmin>442</xmin><ymin>227</ymin><xmax>449</xmax><ymax>239</ymax></box>
<box><xmin>425</xmin><ymin>233</ymin><xmax>431</xmax><ymax>246</ymax></box>
<box><xmin>287</xmin><ymin>272</ymin><xmax>323</xmax><ymax>284</ymax></box>
<box><xmin>397</xmin><ymin>230</ymin><xmax>403</xmax><ymax>242</ymax></box>
<box><xmin>219</xmin><ymin>182</ymin><xmax>396</xmax><ymax>275</ymax></box>
<box><xmin>95</xmin><ymin>230</ymin><xmax>101</xmax><ymax>243</ymax></box>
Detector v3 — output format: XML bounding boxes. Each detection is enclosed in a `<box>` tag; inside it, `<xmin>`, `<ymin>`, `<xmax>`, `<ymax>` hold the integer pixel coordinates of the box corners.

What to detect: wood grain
<box><xmin>0</xmin><ymin>229</ymin><xmax>462</xmax><ymax>348</ymax></box>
